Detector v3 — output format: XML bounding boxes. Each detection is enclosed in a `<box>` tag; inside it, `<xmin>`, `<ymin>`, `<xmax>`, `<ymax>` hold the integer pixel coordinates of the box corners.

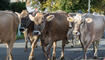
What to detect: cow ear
<box><xmin>67</xmin><ymin>17</ymin><xmax>74</xmax><ymax>22</ymax></box>
<box><xmin>15</xmin><ymin>12</ymin><xmax>21</xmax><ymax>18</ymax></box>
<box><xmin>46</xmin><ymin>15</ymin><xmax>55</xmax><ymax>22</ymax></box>
<box><xmin>85</xmin><ymin>18</ymin><xmax>93</xmax><ymax>23</ymax></box>
<box><xmin>29</xmin><ymin>14</ymin><xmax>34</xmax><ymax>21</ymax></box>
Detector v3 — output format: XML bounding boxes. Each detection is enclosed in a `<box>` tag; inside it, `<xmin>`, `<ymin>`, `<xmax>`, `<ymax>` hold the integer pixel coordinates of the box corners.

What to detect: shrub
<box><xmin>0</xmin><ymin>0</ymin><xmax>10</xmax><ymax>10</ymax></box>
<box><xmin>9</xmin><ymin>2</ymin><xmax>26</xmax><ymax>12</ymax></box>
<box><xmin>16</xmin><ymin>34</ymin><xmax>24</xmax><ymax>40</ymax></box>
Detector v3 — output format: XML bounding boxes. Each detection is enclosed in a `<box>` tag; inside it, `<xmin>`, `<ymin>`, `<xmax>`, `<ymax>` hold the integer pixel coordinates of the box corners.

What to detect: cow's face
<box><xmin>73</xmin><ymin>14</ymin><xmax>82</xmax><ymax>35</ymax></box>
<box><xmin>67</xmin><ymin>14</ymin><xmax>82</xmax><ymax>35</ymax></box>
<box><xmin>20</xmin><ymin>15</ymin><xmax>31</xmax><ymax>32</ymax></box>
<box><xmin>16</xmin><ymin>10</ymin><xmax>31</xmax><ymax>32</ymax></box>
<box><xmin>29</xmin><ymin>13</ymin><xmax>55</xmax><ymax>35</ymax></box>
<box><xmin>67</xmin><ymin>14</ymin><xmax>93</xmax><ymax>35</ymax></box>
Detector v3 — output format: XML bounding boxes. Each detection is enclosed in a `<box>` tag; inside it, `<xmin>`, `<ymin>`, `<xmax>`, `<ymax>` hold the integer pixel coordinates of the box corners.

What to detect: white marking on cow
<box><xmin>33</xmin><ymin>30</ymin><xmax>41</xmax><ymax>35</ymax></box>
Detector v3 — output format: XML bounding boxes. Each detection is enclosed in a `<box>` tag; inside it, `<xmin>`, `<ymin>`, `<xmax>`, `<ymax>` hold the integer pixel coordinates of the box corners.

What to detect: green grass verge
<box><xmin>16</xmin><ymin>34</ymin><xmax>24</xmax><ymax>40</ymax></box>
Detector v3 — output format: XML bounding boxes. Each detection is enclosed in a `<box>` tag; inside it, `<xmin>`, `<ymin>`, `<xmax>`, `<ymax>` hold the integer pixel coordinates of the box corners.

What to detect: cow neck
<box><xmin>79</xmin><ymin>20</ymin><xmax>87</xmax><ymax>47</ymax></box>
<box><xmin>25</xmin><ymin>20</ymin><xmax>32</xmax><ymax>28</ymax></box>
<box><xmin>25</xmin><ymin>15</ymin><xmax>32</xmax><ymax>28</ymax></box>
<box><xmin>79</xmin><ymin>19</ymin><xmax>87</xmax><ymax>33</ymax></box>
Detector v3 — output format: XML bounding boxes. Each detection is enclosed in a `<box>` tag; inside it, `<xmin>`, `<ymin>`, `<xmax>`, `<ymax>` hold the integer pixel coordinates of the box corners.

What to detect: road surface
<box><xmin>0</xmin><ymin>39</ymin><xmax>105</xmax><ymax>60</ymax></box>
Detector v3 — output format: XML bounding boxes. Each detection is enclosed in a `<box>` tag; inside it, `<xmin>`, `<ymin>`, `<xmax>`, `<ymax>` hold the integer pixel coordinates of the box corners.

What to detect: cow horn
<box><xmin>46</xmin><ymin>15</ymin><xmax>55</xmax><ymax>22</ymax></box>
<box><xmin>29</xmin><ymin>14</ymin><xmax>34</xmax><ymax>21</ymax></box>
<box><xmin>15</xmin><ymin>12</ymin><xmax>21</xmax><ymax>18</ymax></box>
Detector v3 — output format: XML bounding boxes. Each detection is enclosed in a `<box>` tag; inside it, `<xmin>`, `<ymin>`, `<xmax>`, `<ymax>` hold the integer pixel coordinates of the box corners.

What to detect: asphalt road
<box><xmin>0</xmin><ymin>39</ymin><xmax>105</xmax><ymax>60</ymax></box>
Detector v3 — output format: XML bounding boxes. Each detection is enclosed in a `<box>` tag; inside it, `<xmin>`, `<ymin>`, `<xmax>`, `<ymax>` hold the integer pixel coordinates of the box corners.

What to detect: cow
<box><xmin>0</xmin><ymin>11</ymin><xmax>19</xmax><ymax>60</ymax></box>
<box><xmin>67</xmin><ymin>13</ymin><xmax>80</xmax><ymax>47</ymax></box>
<box><xmin>67</xmin><ymin>13</ymin><xmax>105</xmax><ymax>60</ymax></box>
<box><xmin>29</xmin><ymin>12</ymin><xmax>72</xmax><ymax>60</ymax></box>
<box><xmin>15</xmin><ymin>10</ymin><xmax>40</xmax><ymax>60</ymax></box>
<box><xmin>15</xmin><ymin>10</ymin><xmax>36</xmax><ymax>52</ymax></box>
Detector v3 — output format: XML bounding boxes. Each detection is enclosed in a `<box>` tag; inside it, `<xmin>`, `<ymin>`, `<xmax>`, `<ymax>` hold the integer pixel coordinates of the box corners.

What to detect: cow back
<box><xmin>42</xmin><ymin>13</ymin><xmax>69</xmax><ymax>41</ymax></box>
<box><xmin>0</xmin><ymin>11</ymin><xmax>19</xmax><ymax>43</ymax></box>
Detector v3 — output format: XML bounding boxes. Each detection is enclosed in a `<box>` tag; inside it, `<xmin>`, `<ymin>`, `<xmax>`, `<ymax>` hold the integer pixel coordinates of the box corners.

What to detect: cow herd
<box><xmin>0</xmin><ymin>10</ymin><xmax>105</xmax><ymax>60</ymax></box>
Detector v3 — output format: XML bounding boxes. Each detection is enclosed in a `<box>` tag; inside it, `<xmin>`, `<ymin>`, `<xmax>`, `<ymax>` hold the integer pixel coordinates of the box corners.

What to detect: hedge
<box><xmin>9</xmin><ymin>2</ymin><xmax>26</xmax><ymax>12</ymax></box>
<box><xmin>16</xmin><ymin>34</ymin><xmax>24</xmax><ymax>40</ymax></box>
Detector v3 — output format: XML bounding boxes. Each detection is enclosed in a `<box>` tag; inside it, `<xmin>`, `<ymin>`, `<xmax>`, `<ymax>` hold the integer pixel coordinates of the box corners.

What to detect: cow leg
<box><xmin>42</xmin><ymin>45</ymin><xmax>48</xmax><ymax>59</ymax></box>
<box><xmin>41</xmin><ymin>39</ymin><xmax>48</xmax><ymax>60</ymax></box>
<box><xmin>52</xmin><ymin>41</ymin><xmax>56</xmax><ymax>60</ymax></box>
<box><xmin>71</xmin><ymin>38</ymin><xmax>75</xmax><ymax>47</ymax></box>
<box><xmin>47</xmin><ymin>41</ymin><xmax>53</xmax><ymax>60</ymax></box>
<box><xmin>6</xmin><ymin>42</ymin><xmax>14</xmax><ymax>60</ymax></box>
<box><xmin>83</xmin><ymin>48</ymin><xmax>87</xmax><ymax>60</ymax></box>
<box><xmin>24</xmin><ymin>30</ymin><xmax>28</xmax><ymax>52</ymax></box>
<box><xmin>24</xmin><ymin>38</ymin><xmax>28</xmax><ymax>52</ymax></box>
<box><xmin>93</xmin><ymin>41</ymin><xmax>99</xmax><ymax>59</ymax></box>
<box><xmin>60</xmin><ymin>40</ymin><xmax>65</xmax><ymax>60</ymax></box>
<box><xmin>28</xmin><ymin>39</ymin><xmax>38</xmax><ymax>60</ymax></box>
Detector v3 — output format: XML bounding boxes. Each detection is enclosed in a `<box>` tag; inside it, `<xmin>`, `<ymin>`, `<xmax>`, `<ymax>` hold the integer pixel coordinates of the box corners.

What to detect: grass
<box><xmin>16</xmin><ymin>34</ymin><xmax>24</xmax><ymax>40</ymax></box>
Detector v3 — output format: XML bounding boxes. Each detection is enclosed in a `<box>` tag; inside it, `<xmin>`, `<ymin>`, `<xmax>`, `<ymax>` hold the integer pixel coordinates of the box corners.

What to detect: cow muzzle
<box><xmin>73</xmin><ymin>31</ymin><xmax>80</xmax><ymax>36</ymax></box>
<box><xmin>33</xmin><ymin>31</ymin><xmax>41</xmax><ymax>35</ymax></box>
<box><xmin>20</xmin><ymin>27</ymin><xmax>25</xmax><ymax>32</ymax></box>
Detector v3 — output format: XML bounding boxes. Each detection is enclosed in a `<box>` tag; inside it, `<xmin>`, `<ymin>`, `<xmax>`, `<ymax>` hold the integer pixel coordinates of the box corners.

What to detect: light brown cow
<box><xmin>67</xmin><ymin>13</ymin><xmax>105</xmax><ymax>60</ymax></box>
<box><xmin>15</xmin><ymin>10</ymin><xmax>31</xmax><ymax>52</ymax></box>
<box><xmin>16</xmin><ymin>10</ymin><xmax>39</xmax><ymax>60</ymax></box>
<box><xmin>0</xmin><ymin>11</ymin><xmax>19</xmax><ymax>60</ymax></box>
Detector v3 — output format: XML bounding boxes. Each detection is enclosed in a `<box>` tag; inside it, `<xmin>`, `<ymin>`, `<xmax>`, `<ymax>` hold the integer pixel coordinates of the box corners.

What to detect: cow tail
<box><xmin>17</xmin><ymin>24</ymin><xmax>21</xmax><ymax>36</ymax></box>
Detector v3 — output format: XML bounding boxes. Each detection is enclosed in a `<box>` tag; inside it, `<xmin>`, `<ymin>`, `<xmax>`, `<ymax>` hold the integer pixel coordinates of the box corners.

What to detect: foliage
<box><xmin>91</xmin><ymin>0</ymin><xmax>105</xmax><ymax>13</ymax></box>
<box><xmin>0</xmin><ymin>0</ymin><xmax>10</xmax><ymax>10</ymax></box>
<box><xmin>32</xmin><ymin>0</ymin><xmax>105</xmax><ymax>13</ymax></box>
<box><xmin>0</xmin><ymin>0</ymin><xmax>26</xmax><ymax>12</ymax></box>
<box><xmin>16</xmin><ymin>34</ymin><xmax>24</xmax><ymax>40</ymax></box>
<box><xmin>9</xmin><ymin>2</ymin><xmax>26</xmax><ymax>13</ymax></box>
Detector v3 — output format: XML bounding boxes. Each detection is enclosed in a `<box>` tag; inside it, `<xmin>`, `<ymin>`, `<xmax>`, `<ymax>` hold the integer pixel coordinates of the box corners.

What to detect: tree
<box><xmin>0</xmin><ymin>0</ymin><xmax>10</xmax><ymax>10</ymax></box>
<box><xmin>31</xmin><ymin>0</ymin><xmax>105</xmax><ymax>14</ymax></box>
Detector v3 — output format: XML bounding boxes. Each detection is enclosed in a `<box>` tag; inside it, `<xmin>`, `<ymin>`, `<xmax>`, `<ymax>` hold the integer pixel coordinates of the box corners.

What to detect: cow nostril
<box><xmin>73</xmin><ymin>31</ymin><xmax>80</xmax><ymax>35</ymax></box>
<box><xmin>33</xmin><ymin>31</ymin><xmax>41</xmax><ymax>35</ymax></box>
<box><xmin>69</xmin><ymin>27</ymin><xmax>72</xmax><ymax>29</ymax></box>
<box><xmin>34</xmin><ymin>32</ymin><xmax>39</xmax><ymax>35</ymax></box>
<box><xmin>73</xmin><ymin>31</ymin><xmax>77</xmax><ymax>35</ymax></box>
<box><xmin>76</xmin><ymin>32</ymin><xmax>80</xmax><ymax>35</ymax></box>
<box><xmin>75</xmin><ymin>32</ymin><xmax>78</xmax><ymax>35</ymax></box>
<box><xmin>20</xmin><ymin>27</ymin><xmax>25</xmax><ymax>32</ymax></box>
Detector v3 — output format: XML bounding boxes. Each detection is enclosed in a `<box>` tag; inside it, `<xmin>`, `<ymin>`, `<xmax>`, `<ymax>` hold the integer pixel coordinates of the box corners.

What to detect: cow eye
<box><xmin>41</xmin><ymin>20</ymin><xmax>45</xmax><ymax>23</ymax></box>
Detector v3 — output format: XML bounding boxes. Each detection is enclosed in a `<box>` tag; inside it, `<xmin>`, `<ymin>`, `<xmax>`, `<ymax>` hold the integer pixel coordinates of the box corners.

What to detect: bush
<box><xmin>0</xmin><ymin>0</ymin><xmax>10</xmax><ymax>10</ymax></box>
<box><xmin>9</xmin><ymin>2</ymin><xmax>26</xmax><ymax>12</ymax></box>
<box><xmin>16</xmin><ymin>34</ymin><xmax>24</xmax><ymax>40</ymax></box>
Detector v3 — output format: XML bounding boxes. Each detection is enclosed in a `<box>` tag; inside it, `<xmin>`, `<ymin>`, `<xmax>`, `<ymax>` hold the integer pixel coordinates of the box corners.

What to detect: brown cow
<box><xmin>15</xmin><ymin>10</ymin><xmax>36</xmax><ymax>51</ymax></box>
<box><xmin>16</xmin><ymin>10</ymin><xmax>39</xmax><ymax>60</ymax></box>
<box><xmin>0</xmin><ymin>11</ymin><xmax>19</xmax><ymax>60</ymax></box>
<box><xmin>67</xmin><ymin>13</ymin><xmax>105</xmax><ymax>60</ymax></box>
<box><xmin>29</xmin><ymin>12</ymin><xmax>72</xmax><ymax>60</ymax></box>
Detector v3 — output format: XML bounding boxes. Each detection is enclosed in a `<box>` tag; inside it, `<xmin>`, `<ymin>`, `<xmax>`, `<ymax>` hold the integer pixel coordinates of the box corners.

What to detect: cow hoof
<box><xmin>65</xmin><ymin>41</ymin><xmax>69</xmax><ymax>44</ymax></box>
<box><xmin>29</xmin><ymin>56</ymin><xmax>34</xmax><ymax>60</ymax></box>
<box><xmin>60</xmin><ymin>56</ymin><xmax>65</xmax><ymax>60</ymax></box>
<box><xmin>52</xmin><ymin>56</ymin><xmax>56</xmax><ymax>60</ymax></box>
<box><xmin>9</xmin><ymin>57</ymin><xmax>13</xmax><ymax>60</ymax></box>
<box><xmin>93</xmin><ymin>56</ymin><xmax>98</xmax><ymax>59</ymax></box>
